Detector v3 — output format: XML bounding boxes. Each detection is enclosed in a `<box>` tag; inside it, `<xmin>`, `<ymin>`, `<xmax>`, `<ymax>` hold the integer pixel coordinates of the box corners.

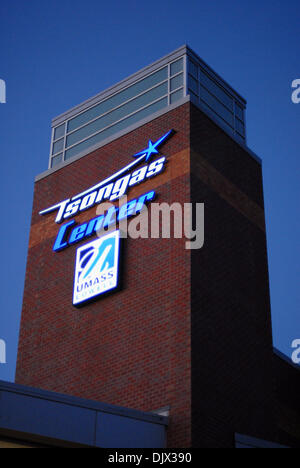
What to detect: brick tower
<box><xmin>16</xmin><ymin>46</ymin><xmax>275</xmax><ymax>447</ymax></box>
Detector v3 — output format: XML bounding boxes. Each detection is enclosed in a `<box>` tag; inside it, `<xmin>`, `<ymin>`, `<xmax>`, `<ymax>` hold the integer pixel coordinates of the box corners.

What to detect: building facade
<box><xmin>15</xmin><ymin>45</ymin><xmax>300</xmax><ymax>448</ymax></box>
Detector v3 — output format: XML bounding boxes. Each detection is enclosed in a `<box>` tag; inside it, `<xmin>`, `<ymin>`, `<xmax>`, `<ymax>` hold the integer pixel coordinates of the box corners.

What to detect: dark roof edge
<box><xmin>0</xmin><ymin>380</ymin><xmax>168</xmax><ymax>426</ymax></box>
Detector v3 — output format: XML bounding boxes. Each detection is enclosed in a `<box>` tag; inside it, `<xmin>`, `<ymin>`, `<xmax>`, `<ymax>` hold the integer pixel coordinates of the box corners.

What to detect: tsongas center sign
<box><xmin>39</xmin><ymin>130</ymin><xmax>173</xmax><ymax>305</ymax></box>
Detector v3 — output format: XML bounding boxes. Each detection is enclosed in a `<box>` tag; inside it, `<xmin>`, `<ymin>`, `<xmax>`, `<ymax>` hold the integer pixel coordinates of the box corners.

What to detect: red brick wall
<box><xmin>16</xmin><ymin>103</ymin><xmax>192</xmax><ymax>447</ymax></box>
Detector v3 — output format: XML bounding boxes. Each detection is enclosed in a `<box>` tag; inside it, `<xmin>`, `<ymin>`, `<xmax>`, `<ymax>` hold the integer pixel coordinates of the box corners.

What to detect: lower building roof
<box><xmin>0</xmin><ymin>380</ymin><xmax>168</xmax><ymax>448</ymax></box>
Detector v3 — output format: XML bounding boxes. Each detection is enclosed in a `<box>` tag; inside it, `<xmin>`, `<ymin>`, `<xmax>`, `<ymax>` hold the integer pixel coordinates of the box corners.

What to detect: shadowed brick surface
<box><xmin>190</xmin><ymin>104</ymin><xmax>275</xmax><ymax>447</ymax></box>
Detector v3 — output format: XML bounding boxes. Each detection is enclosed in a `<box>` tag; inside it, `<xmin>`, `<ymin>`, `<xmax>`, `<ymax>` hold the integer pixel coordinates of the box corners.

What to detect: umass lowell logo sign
<box><xmin>39</xmin><ymin>130</ymin><xmax>173</xmax><ymax>305</ymax></box>
<box><xmin>73</xmin><ymin>231</ymin><xmax>120</xmax><ymax>306</ymax></box>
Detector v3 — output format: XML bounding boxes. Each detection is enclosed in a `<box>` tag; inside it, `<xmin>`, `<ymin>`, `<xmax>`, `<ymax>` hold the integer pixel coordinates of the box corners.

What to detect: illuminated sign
<box><xmin>73</xmin><ymin>230</ymin><xmax>120</xmax><ymax>306</ymax></box>
<box><xmin>39</xmin><ymin>131</ymin><xmax>173</xmax><ymax>306</ymax></box>
<box><xmin>40</xmin><ymin>130</ymin><xmax>173</xmax><ymax>224</ymax></box>
<box><xmin>53</xmin><ymin>190</ymin><xmax>155</xmax><ymax>252</ymax></box>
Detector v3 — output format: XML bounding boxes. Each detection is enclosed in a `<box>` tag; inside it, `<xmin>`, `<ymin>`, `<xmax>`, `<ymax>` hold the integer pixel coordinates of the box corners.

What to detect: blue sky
<box><xmin>0</xmin><ymin>0</ymin><xmax>299</xmax><ymax>382</ymax></box>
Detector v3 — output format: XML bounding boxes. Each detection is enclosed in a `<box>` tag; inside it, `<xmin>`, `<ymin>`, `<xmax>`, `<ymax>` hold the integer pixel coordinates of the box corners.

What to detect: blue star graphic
<box><xmin>133</xmin><ymin>129</ymin><xmax>173</xmax><ymax>162</ymax></box>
